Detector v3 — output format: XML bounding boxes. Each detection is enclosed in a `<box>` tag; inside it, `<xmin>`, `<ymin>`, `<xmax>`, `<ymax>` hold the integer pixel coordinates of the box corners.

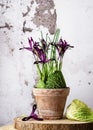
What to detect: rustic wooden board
<box><xmin>14</xmin><ymin>117</ymin><xmax>93</xmax><ymax>130</ymax></box>
<box><xmin>0</xmin><ymin>125</ymin><xmax>16</xmax><ymax>130</ymax></box>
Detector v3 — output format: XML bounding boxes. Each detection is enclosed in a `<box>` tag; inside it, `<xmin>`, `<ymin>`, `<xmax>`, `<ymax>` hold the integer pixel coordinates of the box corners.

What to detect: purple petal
<box><xmin>28</xmin><ymin>38</ymin><xmax>32</xmax><ymax>49</ymax></box>
<box><xmin>34</xmin><ymin>61</ymin><xmax>42</xmax><ymax>64</ymax></box>
<box><xmin>22</xmin><ymin>116</ymin><xmax>32</xmax><ymax>121</ymax></box>
<box><xmin>41</xmin><ymin>39</ymin><xmax>47</xmax><ymax>50</ymax></box>
<box><xmin>19</xmin><ymin>47</ymin><xmax>32</xmax><ymax>51</ymax></box>
<box><xmin>22</xmin><ymin>104</ymin><xmax>43</xmax><ymax>121</ymax></box>
<box><xmin>30</xmin><ymin>104</ymin><xmax>37</xmax><ymax>115</ymax></box>
<box><xmin>32</xmin><ymin>115</ymin><xmax>43</xmax><ymax>121</ymax></box>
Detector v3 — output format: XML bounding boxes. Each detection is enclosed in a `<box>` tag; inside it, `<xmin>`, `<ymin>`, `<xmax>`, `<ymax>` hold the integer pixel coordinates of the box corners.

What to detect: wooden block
<box><xmin>14</xmin><ymin>117</ymin><xmax>93</xmax><ymax>130</ymax></box>
<box><xmin>0</xmin><ymin>125</ymin><xmax>16</xmax><ymax>130</ymax></box>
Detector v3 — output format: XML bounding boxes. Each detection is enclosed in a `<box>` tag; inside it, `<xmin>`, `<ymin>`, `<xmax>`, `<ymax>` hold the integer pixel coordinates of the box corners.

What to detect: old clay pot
<box><xmin>33</xmin><ymin>87</ymin><xmax>70</xmax><ymax>120</ymax></box>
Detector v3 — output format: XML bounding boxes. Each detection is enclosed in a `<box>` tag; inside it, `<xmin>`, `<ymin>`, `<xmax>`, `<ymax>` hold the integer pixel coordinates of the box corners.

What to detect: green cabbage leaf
<box><xmin>66</xmin><ymin>99</ymin><xmax>93</xmax><ymax>122</ymax></box>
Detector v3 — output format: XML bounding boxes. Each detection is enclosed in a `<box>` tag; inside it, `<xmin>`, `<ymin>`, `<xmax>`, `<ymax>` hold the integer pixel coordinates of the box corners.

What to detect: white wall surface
<box><xmin>0</xmin><ymin>0</ymin><xmax>93</xmax><ymax>126</ymax></box>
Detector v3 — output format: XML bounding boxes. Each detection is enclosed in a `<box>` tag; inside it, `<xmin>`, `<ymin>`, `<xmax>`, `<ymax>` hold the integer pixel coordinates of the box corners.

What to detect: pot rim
<box><xmin>33</xmin><ymin>87</ymin><xmax>70</xmax><ymax>96</ymax></box>
<box><xmin>33</xmin><ymin>87</ymin><xmax>70</xmax><ymax>91</ymax></box>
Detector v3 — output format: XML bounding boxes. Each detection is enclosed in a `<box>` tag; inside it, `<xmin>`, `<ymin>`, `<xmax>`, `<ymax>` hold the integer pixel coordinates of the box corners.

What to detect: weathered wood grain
<box><xmin>14</xmin><ymin>117</ymin><xmax>93</xmax><ymax>130</ymax></box>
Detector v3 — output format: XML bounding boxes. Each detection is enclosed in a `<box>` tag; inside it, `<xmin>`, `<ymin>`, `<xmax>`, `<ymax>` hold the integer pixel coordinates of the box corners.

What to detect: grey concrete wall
<box><xmin>0</xmin><ymin>0</ymin><xmax>93</xmax><ymax>126</ymax></box>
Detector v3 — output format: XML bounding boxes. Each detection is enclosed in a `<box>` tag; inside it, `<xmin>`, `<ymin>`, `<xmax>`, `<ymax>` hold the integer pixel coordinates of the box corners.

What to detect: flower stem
<box><xmin>53</xmin><ymin>29</ymin><xmax>60</xmax><ymax>70</ymax></box>
<box><xmin>59</xmin><ymin>60</ymin><xmax>62</xmax><ymax>71</ymax></box>
<box><xmin>36</xmin><ymin>64</ymin><xmax>42</xmax><ymax>79</ymax></box>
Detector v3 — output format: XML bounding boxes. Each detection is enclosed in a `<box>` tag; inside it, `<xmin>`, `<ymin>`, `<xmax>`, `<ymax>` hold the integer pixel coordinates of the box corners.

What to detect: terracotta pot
<box><xmin>33</xmin><ymin>87</ymin><xmax>70</xmax><ymax>120</ymax></box>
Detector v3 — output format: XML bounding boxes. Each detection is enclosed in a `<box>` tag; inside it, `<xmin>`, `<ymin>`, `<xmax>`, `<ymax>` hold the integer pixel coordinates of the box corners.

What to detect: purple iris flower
<box><xmin>20</xmin><ymin>37</ymin><xmax>54</xmax><ymax>64</ymax></box>
<box><xmin>56</xmin><ymin>39</ymin><xmax>74</xmax><ymax>56</ymax></box>
<box><xmin>19</xmin><ymin>37</ymin><xmax>39</xmax><ymax>55</ymax></box>
<box><xmin>34</xmin><ymin>49</ymin><xmax>46</xmax><ymax>64</ymax></box>
<box><xmin>34</xmin><ymin>49</ymin><xmax>54</xmax><ymax>64</ymax></box>
<box><xmin>26</xmin><ymin>37</ymin><xmax>40</xmax><ymax>55</ymax></box>
<box><xmin>22</xmin><ymin>104</ymin><xmax>43</xmax><ymax>121</ymax></box>
<box><xmin>34</xmin><ymin>39</ymin><xmax>54</xmax><ymax>64</ymax></box>
<box><xmin>41</xmin><ymin>39</ymin><xmax>48</xmax><ymax>51</ymax></box>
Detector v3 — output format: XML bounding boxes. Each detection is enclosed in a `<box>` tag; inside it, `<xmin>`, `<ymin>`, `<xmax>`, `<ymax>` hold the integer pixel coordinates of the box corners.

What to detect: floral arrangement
<box><xmin>20</xmin><ymin>29</ymin><xmax>73</xmax><ymax>89</ymax></box>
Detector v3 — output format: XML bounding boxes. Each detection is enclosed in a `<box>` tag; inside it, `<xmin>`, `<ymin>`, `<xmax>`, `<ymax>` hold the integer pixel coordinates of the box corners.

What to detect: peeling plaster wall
<box><xmin>0</xmin><ymin>0</ymin><xmax>93</xmax><ymax>126</ymax></box>
<box><xmin>32</xmin><ymin>0</ymin><xmax>57</xmax><ymax>34</ymax></box>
